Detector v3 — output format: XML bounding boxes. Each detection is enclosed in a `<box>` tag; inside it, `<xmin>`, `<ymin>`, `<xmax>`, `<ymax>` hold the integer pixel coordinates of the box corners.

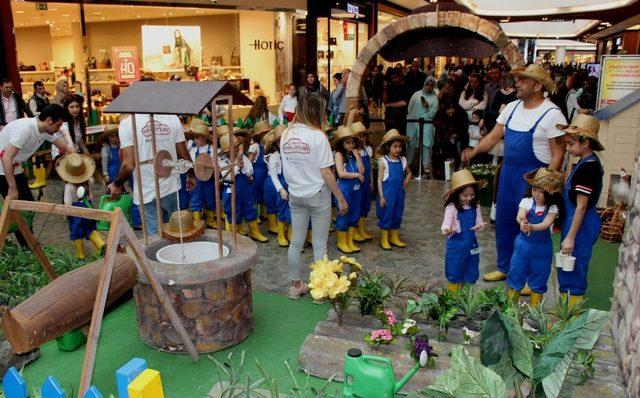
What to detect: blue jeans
<box><xmin>140</xmin><ymin>192</ymin><xmax>179</xmax><ymax>236</ymax></box>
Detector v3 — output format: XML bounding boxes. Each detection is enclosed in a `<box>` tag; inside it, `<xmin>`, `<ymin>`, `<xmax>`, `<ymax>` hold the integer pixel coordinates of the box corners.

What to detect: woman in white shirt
<box><xmin>458</xmin><ymin>74</ymin><xmax>487</xmax><ymax>120</ymax></box>
<box><xmin>280</xmin><ymin>94</ymin><xmax>348</xmax><ymax>299</ymax></box>
<box><xmin>278</xmin><ymin>84</ymin><xmax>298</xmax><ymax>123</ymax></box>
<box><xmin>52</xmin><ymin>94</ymin><xmax>89</xmax><ymax>158</ymax></box>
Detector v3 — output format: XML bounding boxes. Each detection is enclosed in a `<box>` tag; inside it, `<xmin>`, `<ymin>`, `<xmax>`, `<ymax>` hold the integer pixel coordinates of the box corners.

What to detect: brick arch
<box><xmin>346</xmin><ymin>11</ymin><xmax>525</xmax><ymax>110</ymax></box>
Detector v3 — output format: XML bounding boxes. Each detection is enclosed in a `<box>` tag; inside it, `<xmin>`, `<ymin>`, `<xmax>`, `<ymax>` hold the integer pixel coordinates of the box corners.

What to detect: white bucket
<box><xmin>562</xmin><ymin>255</ymin><xmax>576</xmax><ymax>272</ymax></box>
<box><xmin>555</xmin><ymin>252</ymin><xmax>564</xmax><ymax>268</ymax></box>
<box><xmin>156</xmin><ymin>241</ymin><xmax>230</xmax><ymax>264</ymax></box>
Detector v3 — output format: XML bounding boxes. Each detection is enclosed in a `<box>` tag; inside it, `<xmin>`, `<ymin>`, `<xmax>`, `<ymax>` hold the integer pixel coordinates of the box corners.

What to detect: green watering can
<box><xmin>343</xmin><ymin>348</ymin><xmax>428</xmax><ymax>398</ymax></box>
<box><xmin>97</xmin><ymin>193</ymin><xmax>132</xmax><ymax>230</ymax></box>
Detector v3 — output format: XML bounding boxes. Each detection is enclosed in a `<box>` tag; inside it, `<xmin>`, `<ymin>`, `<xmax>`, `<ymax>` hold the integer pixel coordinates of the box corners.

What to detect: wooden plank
<box><xmin>129</xmin><ymin>115</ymin><xmax>148</xmax><ymax>244</ymax></box>
<box><xmin>78</xmin><ymin>209</ymin><xmax>123</xmax><ymax>396</ymax></box>
<box><xmin>10</xmin><ymin>209</ymin><xmax>57</xmax><ymax>281</ymax></box>
<box><xmin>223</xmin><ymin>96</ymin><xmax>238</xmax><ymax>250</ymax></box>
<box><xmin>10</xmin><ymin>200</ymin><xmax>113</xmax><ymax>221</ymax></box>
<box><xmin>121</xmin><ymin>219</ymin><xmax>199</xmax><ymax>362</ymax></box>
<box><xmin>148</xmin><ymin>115</ymin><xmax>164</xmax><ymax>237</ymax></box>
<box><xmin>0</xmin><ymin>198</ymin><xmax>13</xmax><ymax>253</ymax></box>
<box><xmin>210</xmin><ymin>99</ymin><xmax>223</xmax><ymax>258</ymax></box>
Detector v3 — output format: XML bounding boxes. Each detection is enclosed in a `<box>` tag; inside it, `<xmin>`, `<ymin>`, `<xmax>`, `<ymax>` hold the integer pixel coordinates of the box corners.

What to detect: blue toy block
<box><xmin>2</xmin><ymin>367</ymin><xmax>27</xmax><ymax>398</ymax></box>
<box><xmin>115</xmin><ymin>358</ymin><xmax>147</xmax><ymax>398</ymax></box>
<box><xmin>41</xmin><ymin>375</ymin><xmax>65</xmax><ymax>398</ymax></box>
<box><xmin>83</xmin><ymin>386</ymin><xmax>103</xmax><ymax>398</ymax></box>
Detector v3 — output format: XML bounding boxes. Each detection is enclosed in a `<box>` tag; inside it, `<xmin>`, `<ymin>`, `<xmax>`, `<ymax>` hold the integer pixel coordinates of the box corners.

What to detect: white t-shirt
<box><xmin>280</xmin><ymin>123</ymin><xmax>334</xmax><ymax>198</ymax></box>
<box><xmin>118</xmin><ymin>114</ymin><xmax>185</xmax><ymax>205</ymax></box>
<box><xmin>267</xmin><ymin>151</ymin><xmax>284</xmax><ymax>192</ymax></box>
<box><xmin>278</xmin><ymin>94</ymin><xmax>298</xmax><ymax>119</ymax></box>
<box><xmin>518</xmin><ymin>197</ymin><xmax>558</xmax><ymax>217</ymax></box>
<box><xmin>0</xmin><ymin>118</ymin><xmax>61</xmax><ymax>175</ymax></box>
<box><xmin>189</xmin><ymin>142</ymin><xmax>213</xmax><ymax>162</ymax></box>
<box><xmin>52</xmin><ymin>121</ymin><xmax>83</xmax><ymax>159</ymax></box>
<box><xmin>379</xmin><ymin>156</ymin><xmax>407</xmax><ymax>182</ymax></box>
<box><xmin>496</xmin><ymin>99</ymin><xmax>566</xmax><ymax>164</ymax></box>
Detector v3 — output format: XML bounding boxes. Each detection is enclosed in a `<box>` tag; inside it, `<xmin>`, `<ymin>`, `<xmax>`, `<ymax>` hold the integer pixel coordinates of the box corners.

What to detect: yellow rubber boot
<box><xmin>389</xmin><ymin>229</ymin><xmax>407</xmax><ymax>248</ymax></box>
<box><xmin>266</xmin><ymin>214</ymin><xmax>278</xmax><ymax>234</ymax></box>
<box><xmin>248</xmin><ymin>220</ymin><xmax>268</xmax><ymax>242</ymax></box>
<box><xmin>353</xmin><ymin>227</ymin><xmax>367</xmax><ymax>242</ymax></box>
<box><xmin>380</xmin><ymin>230</ymin><xmax>392</xmax><ymax>250</ymax></box>
<box><xmin>336</xmin><ymin>231</ymin><xmax>353</xmax><ymax>253</ymax></box>
<box><xmin>89</xmin><ymin>231</ymin><xmax>105</xmax><ymax>254</ymax></box>
<box><xmin>205</xmin><ymin>210</ymin><xmax>218</xmax><ymax>228</ymax></box>
<box><xmin>74</xmin><ymin>239</ymin><xmax>85</xmax><ymax>260</ymax></box>
<box><xmin>483</xmin><ymin>270</ymin><xmax>507</xmax><ymax>282</ymax></box>
<box><xmin>287</xmin><ymin>223</ymin><xmax>293</xmax><ymax>242</ymax></box>
<box><xmin>225</xmin><ymin>220</ymin><xmax>235</xmax><ymax>232</ymax></box>
<box><xmin>507</xmin><ymin>288</ymin><xmax>520</xmax><ymax>302</ymax></box>
<box><xmin>239</xmin><ymin>223</ymin><xmax>248</xmax><ymax>235</ymax></box>
<box><xmin>358</xmin><ymin>217</ymin><xmax>373</xmax><ymax>240</ymax></box>
<box><xmin>530</xmin><ymin>292</ymin><xmax>543</xmax><ymax>308</ymax></box>
<box><xmin>192</xmin><ymin>211</ymin><xmax>202</xmax><ymax>221</ymax></box>
<box><xmin>29</xmin><ymin>165</ymin><xmax>47</xmax><ymax>189</ymax></box>
<box><xmin>347</xmin><ymin>227</ymin><xmax>361</xmax><ymax>252</ymax></box>
<box><xmin>568</xmin><ymin>294</ymin><xmax>584</xmax><ymax>308</ymax></box>
<box><xmin>446</xmin><ymin>282</ymin><xmax>460</xmax><ymax>292</ymax></box>
<box><xmin>277</xmin><ymin>222</ymin><xmax>289</xmax><ymax>247</ymax></box>
<box><xmin>520</xmin><ymin>284</ymin><xmax>532</xmax><ymax>296</ymax></box>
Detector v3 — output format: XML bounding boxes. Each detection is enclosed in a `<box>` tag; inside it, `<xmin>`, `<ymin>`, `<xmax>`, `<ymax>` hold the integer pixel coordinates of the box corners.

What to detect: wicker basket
<box><xmin>600</xmin><ymin>204</ymin><xmax>626</xmax><ymax>243</ymax></box>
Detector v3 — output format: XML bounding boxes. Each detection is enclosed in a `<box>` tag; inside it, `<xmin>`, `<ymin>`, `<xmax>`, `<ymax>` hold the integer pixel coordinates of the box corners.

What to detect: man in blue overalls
<box><xmin>462</xmin><ymin>65</ymin><xmax>566</xmax><ymax>287</ymax></box>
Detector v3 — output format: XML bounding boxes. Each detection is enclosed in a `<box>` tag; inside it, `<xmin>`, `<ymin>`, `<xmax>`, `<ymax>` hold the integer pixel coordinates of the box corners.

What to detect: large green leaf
<box><xmin>573</xmin><ymin>310</ymin><xmax>610</xmax><ymax>350</ymax></box>
<box><xmin>489</xmin><ymin>351</ymin><xmax>526</xmax><ymax>388</ymax></box>
<box><xmin>501</xmin><ymin>312</ymin><xmax>533</xmax><ymax>377</ymax></box>
<box><xmin>481</xmin><ymin>311</ymin><xmax>533</xmax><ymax>379</ymax></box>
<box><xmin>480</xmin><ymin>311</ymin><xmax>509</xmax><ymax>366</ymax></box>
<box><xmin>421</xmin><ymin>347</ymin><xmax>507</xmax><ymax>398</ymax></box>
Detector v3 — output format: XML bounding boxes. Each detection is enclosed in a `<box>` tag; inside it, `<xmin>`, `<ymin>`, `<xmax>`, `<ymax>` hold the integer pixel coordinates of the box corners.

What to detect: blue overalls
<box><xmin>251</xmin><ymin>143</ymin><xmax>268</xmax><ymax>207</ymax></box>
<box><xmin>190</xmin><ymin>144</ymin><xmax>216</xmax><ymax>213</ymax></box>
<box><xmin>376</xmin><ymin>156</ymin><xmax>405</xmax><ymax>230</ymax></box>
<box><xmin>495</xmin><ymin>101</ymin><xmax>558</xmax><ymax>274</ymax></box>
<box><xmin>221</xmin><ymin>158</ymin><xmax>258</xmax><ymax>223</ymax></box>
<box><xmin>263</xmin><ymin>162</ymin><xmax>278</xmax><ymax>216</ymax></box>
<box><xmin>106</xmin><ymin>144</ymin><xmax>120</xmax><ymax>184</ymax></box>
<box><xmin>507</xmin><ymin>201</ymin><xmax>553</xmax><ymax>293</ymax></box>
<box><xmin>263</xmin><ymin>153</ymin><xmax>291</xmax><ymax>223</ymax></box>
<box><xmin>558</xmin><ymin>154</ymin><xmax>602</xmax><ymax>295</ymax></box>
<box><xmin>335</xmin><ymin>155</ymin><xmax>361</xmax><ymax>231</ymax></box>
<box><xmin>69</xmin><ymin>199</ymin><xmax>98</xmax><ymax>241</ymax></box>
<box><xmin>360</xmin><ymin>147</ymin><xmax>372</xmax><ymax>218</ymax></box>
<box><xmin>445</xmin><ymin>207</ymin><xmax>480</xmax><ymax>284</ymax></box>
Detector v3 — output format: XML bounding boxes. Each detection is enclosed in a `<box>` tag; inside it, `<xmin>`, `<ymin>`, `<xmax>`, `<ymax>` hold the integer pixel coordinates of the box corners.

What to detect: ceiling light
<box><xmin>542</xmin><ymin>17</ymin><xmax>548</xmax><ymax>21</ymax></box>
<box><xmin>62</xmin><ymin>14</ymin><xmax>70</xmax><ymax>17</ymax></box>
<box><xmin>101</xmin><ymin>17</ymin><xmax>106</xmax><ymax>20</ymax></box>
<box><xmin>15</xmin><ymin>10</ymin><xmax>24</xmax><ymax>14</ymax></box>
<box><xmin>136</xmin><ymin>15</ymin><xmax>141</xmax><ymax>18</ymax></box>
<box><xmin>93</xmin><ymin>12</ymin><xmax>102</xmax><ymax>15</ymax></box>
<box><xmin>49</xmin><ymin>8</ymin><xmax>57</xmax><ymax>11</ymax></box>
<box><xmin>500</xmin><ymin>18</ymin><xmax>510</xmax><ymax>23</ymax></box>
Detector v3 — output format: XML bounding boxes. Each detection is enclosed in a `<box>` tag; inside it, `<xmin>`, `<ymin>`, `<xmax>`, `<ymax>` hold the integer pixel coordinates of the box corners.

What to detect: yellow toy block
<box><xmin>127</xmin><ymin>369</ymin><xmax>164</xmax><ymax>398</ymax></box>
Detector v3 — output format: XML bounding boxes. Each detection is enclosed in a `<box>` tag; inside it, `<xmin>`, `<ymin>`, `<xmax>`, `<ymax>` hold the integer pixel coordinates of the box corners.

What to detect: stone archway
<box><xmin>346</xmin><ymin>10</ymin><xmax>525</xmax><ymax>110</ymax></box>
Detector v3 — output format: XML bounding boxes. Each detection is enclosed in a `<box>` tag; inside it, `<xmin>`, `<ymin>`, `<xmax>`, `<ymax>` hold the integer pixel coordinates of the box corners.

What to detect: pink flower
<box><xmin>384</xmin><ymin>310</ymin><xmax>397</xmax><ymax>325</ymax></box>
<box><xmin>371</xmin><ymin>329</ymin><xmax>393</xmax><ymax>341</ymax></box>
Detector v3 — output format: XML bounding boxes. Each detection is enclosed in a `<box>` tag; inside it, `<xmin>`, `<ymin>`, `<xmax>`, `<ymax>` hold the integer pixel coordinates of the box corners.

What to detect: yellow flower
<box><xmin>330</xmin><ymin>260</ymin><xmax>344</xmax><ymax>273</ymax></box>
<box><xmin>309</xmin><ymin>256</ymin><xmax>330</xmax><ymax>270</ymax></box>
<box><xmin>340</xmin><ymin>256</ymin><xmax>362</xmax><ymax>270</ymax></box>
<box><xmin>310</xmin><ymin>287</ymin><xmax>327</xmax><ymax>301</ymax></box>
<box><xmin>349</xmin><ymin>272</ymin><xmax>357</xmax><ymax>280</ymax></box>
<box><xmin>309</xmin><ymin>271</ymin><xmax>338</xmax><ymax>300</ymax></box>
<box><xmin>328</xmin><ymin>276</ymin><xmax>351</xmax><ymax>299</ymax></box>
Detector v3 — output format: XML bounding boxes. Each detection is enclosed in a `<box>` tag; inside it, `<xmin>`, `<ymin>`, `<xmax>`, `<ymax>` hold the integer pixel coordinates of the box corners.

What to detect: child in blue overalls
<box><xmin>507</xmin><ymin>167</ymin><xmax>563</xmax><ymax>307</ymax></box>
<box><xmin>58</xmin><ymin>154</ymin><xmax>105</xmax><ymax>260</ymax></box>
<box><xmin>441</xmin><ymin>169</ymin><xmax>487</xmax><ymax>291</ymax></box>
<box><xmin>376</xmin><ymin>129</ymin><xmax>412</xmax><ymax>250</ymax></box>
<box><xmin>333</xmin><ymin>125</ymin><xmax>364</xmax><ymax>253</ymax></box>
<box><xmin>351</xmin><ymin>122</ymin><xmax>374</xmax><ymax>242</ymax></box>
<box><xmin>219</xmin><ymin>129</ymin><xmax>269</xmax><ymax>242</ymax></box>
<box><xmin>263</xmin><ymin>125</ymin><xmax>291</xmax><ymax>247</ymax></box>
<box><xmin>248</xmin><ymin>120</ymin><xmax>271</xmax><ymax>230</ymax></box>
<box><xmin>558</xmin><ymin>114</ymin><xmax>604</xmax><ymax>306</ymax></box>
<box><xmin>188</xmin><ymin>122</ymin><xmax>217</xmax><ymax>228</ymax></box>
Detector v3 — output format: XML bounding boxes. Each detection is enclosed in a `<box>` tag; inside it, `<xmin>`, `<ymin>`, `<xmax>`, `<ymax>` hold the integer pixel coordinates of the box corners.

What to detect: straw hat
<box><xmin>556</xmin><ymin>114</ymin><xmax>605</xmax><ymax>151</ymax></box>
<box><xmin>264</xmin><ymin>125</ymin><xmax>286</xmax><ymax>152</ymax></box>
<box><xmin>187</xmin><ymin>121</ymin><xmax>211</xmax><ymax>139</ymax></box>
<box><xmin>56</xmin><ymin>153</ymin><xmax>96</xmax><ymax>184</ymax></box>
<box><xmin>219</xmin><ymin>133</ymin><xmax>244</xmax><ymax>153</ymax></box>
<box><xmin>350</xmin><ymin>121</ymin><xmax>369</xmax><ymax>135</ymax></box>
<box><xmin>253</xmin><ymin>120</ymin><xmax>272</xmax><ymax>137</ymax></box>
<box><xmin>377</xmin><ymin>129</ymin><xmax>408</xmax><ymax>152</ymax></box>
<box><xmin>510</xmin><ymin>64</ymin><xmax>556</xmax><ymax>93</ymax></box>
<box><xmin>98</xmin><ymin>124</ymin><xmax>119</xmax><ymax>143</ymax></box>
<box><xmin>442</xmin><ymin>169</ymin><xmax>487</xmax><ymax>200</ymax></box>
<box><xmin>331</xmin><ymin>125</ymin><xmax>361</xmax><ymax>149</ymax></box>
<box><xmin>523</xmin><ymin>167</ymin><xmax>564</xmax><ymax>194</ymax></box>
<box><xmin>216</xmin><ymin>125</ymin><xmax>231</xmax><ymax>137</ymax></box>
<box><xmin>162</xmin><ymin>210</ymin><xmax>205</xmax><ymax>242</ymax></box>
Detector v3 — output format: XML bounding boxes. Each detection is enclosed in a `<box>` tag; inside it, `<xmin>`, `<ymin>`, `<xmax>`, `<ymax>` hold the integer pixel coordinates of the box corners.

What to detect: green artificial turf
<box><xmin>21</xmin><ymin>292</ymin><xmax>335</xmax><ymax>397</ymax></box>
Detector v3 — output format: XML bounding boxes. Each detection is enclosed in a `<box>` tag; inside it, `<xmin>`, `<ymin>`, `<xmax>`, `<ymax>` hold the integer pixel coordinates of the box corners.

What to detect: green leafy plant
<box><xmin>483</xmin><ymin>286</ymin><xmax>510</xmax><ymax>312</ymax></box>
<box><xmin>549</xmin><ymin>293</ymin><xmax>588</xmax><ymax>326</ymax></box>
<box><xmin>407</xmin><ymin>273</ymin><xmax>440</xmax><ymax>297</ymax></box>
<box><xmin>382</xmin><ymin>273</ymin><xmax>412</xmax><ymax>297</ymax></box>
<box><xmin>357</xmin><ymin>273</ymin><xmax>391</xmax><ymax>316</ymax></box>
<box><xmin>406</xmin><ymin>292</ymin><xmax>439</xmax><ymax>318</ymax></box>
<box><xmin>429</xmin><ymin>288</ymin><xmax>459</xmax><ymax>341</ymax></box>
<box><xmin>455</xmin><ymin>284</ymin><xmax>491</xmax><ymax>320</ymax></box>
<box><xmin>412</xmin><ymin>346</ymin><xmax>506</xmax><ymax>398</ymax></box>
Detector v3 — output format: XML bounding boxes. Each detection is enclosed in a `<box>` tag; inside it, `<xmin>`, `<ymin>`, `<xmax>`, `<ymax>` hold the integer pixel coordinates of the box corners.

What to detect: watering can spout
<box><xmin>393</xmin><ymin>350</ymin><xmax>428</xmax><ymax>394</ymax></box>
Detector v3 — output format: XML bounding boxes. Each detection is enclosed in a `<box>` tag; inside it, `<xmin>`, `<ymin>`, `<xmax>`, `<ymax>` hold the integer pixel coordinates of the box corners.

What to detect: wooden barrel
<box><xmin>1</xmin><ymin>253</ymin><xmax>138</xmax><ymax>354</ymax></box>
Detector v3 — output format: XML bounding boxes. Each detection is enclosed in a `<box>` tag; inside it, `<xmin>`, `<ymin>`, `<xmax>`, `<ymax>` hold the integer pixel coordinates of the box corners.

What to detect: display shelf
<box><xmin>21</xmin><ymin>81</ymin><xmax>56</xmax><ymax>85</ymax></box>
<box><xmin>19</xmin><ymin>70</ymin><xmax>56</xmax><ymax>75</ymax></box>
<box><xmin>89</xmin><ymin>81</ymin><xmax>116</xmax><ymax>84</ymax></box>
<box><xmin>88</xmin><ymin>68</ymin><xmax>116</xmax><ymax>72</ymax></box>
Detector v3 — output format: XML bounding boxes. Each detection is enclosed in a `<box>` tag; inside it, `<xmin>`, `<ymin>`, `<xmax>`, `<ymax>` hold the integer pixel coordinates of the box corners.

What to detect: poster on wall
<box><xmin>112</xmin><ymin>46</ymin><xmax>141</xmax><ymax>83</ymax></box>
<box><xmin>141</xmin><ymin>25</ymin><xmax>201</xmax><ymax>72</ymax></box>
<box><xmin>597</xmin><ymin>55</ymin><xmax>640</xmax><ymax>110</ymax></box>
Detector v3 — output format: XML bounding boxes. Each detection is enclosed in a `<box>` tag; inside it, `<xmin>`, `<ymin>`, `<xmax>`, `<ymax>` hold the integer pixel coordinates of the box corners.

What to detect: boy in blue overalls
<box><xmin>219</xmin><ymin>129</ymin><xmax>269</xmax><ymax>242</ymax></box>
<box><xmin>247</xmin><ymin>120</ymin><xmax>271</xmax><ymax>228</ymax></box>
<box><xmin>263</xmin><ymin>125</ymin><xmax>291</xmax><ymax>246</ymax></box>
<box><xmin>376</xmin><ymin>129</ymin><xmax>412</xmax><ymax>250</ymax></box>
<box><xmin>507</xmin><ymin>167</ymin><xmax>563</xmax><ymax>307</ymax></box>
<box><xmin>188</xmin><ymin>122</ymin><xmax>217</xmax><ymax>228</ymax></box>
<box><xmin>351</xmin><ymin>121</ymin><xmax>374</xmax><ymax>242</ymax></box>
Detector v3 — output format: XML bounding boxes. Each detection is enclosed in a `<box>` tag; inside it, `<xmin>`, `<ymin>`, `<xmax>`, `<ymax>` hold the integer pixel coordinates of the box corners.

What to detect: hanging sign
<box><xmin>112</xmin><ymin>46</ymin><xmax>141</xmax><ymax>83</ymax></box>
<box><xmin>596</xmin><ymin>55</ymin><xmax>640</xmax><ymax>110</ymax></box>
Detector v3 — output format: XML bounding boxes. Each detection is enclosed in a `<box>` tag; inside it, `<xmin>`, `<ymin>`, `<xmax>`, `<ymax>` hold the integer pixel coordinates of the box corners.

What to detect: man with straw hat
<box><xmin>108</xmin><ymin>113</ymin><xmax>195</xmax><ymax>237</ymax></box>
<box><xmin>462</xmin><ymin>64</ymin><xmax>567</xmax><ymax>284</ymax></box>
<box><xmin>557</xmin><ymin>114</ymin><xmax>604</xmax><ymax>305</ymax></box>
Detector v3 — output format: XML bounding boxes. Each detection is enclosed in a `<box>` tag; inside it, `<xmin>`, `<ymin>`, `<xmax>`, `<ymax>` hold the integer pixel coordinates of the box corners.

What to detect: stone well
<box><xmin>134</xmin><ymin>231</ymin><xmax>257</xmax><ymax>353</ymax></box>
